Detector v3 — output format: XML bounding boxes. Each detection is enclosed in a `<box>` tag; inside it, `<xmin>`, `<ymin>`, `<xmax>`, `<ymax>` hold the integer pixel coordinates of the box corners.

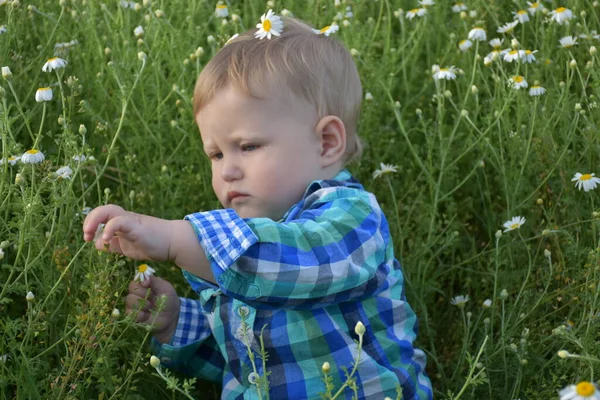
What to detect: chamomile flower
<box><xmin>559</xmin><ymin>381</ymin><xmax>600</xmax><ymax>400</ymax></box>
<box><xmin>119</xmin><ymin>0</ymin><xmax>136</xmax><ymax>9</ymax></box>
<box><xmin>450</xmin><ymin>295</ymin><xmax>469</xmax><ymax>308</ymax></box>
<box><xmin>513</xmin><ymin>10</ymin><xmax>530</xmax><ymax>23</ymax></box>
<box><xmin>502</xmin><ymin>216</ymin><xmax>526</xmax><ymax>232</ymax></box>
<box><xmin>134</xmin><ymin>264</ymin><xmax>156</xmax><ymax>282</ymax></box>
<box><xmin>21</xmin><ymin>149</ymin><xmax>45</xmax><ymax>164</ymax></box>
<box><xmin>72</xmin><ymin>154</ymin><xmax>87</xmax><ymax>162</ymax></box>
<box><xmin>579</xmin><ymin>31</ymin><xmax>600</xmax><ymax>40</ymax></box>
<box><xmin>433</xmin><ymin>66</ymin><xmax>458</xmax><ymax>80</ymax></box>
<box><xmin>503</xmin><ymin>49</ymin><xmax>525</xmax><ymax>62</ymax></box>
<box><xmin>521</xmin><ymin>49</ymin><xmax>537</xmax><ymax>63</ymax></box>
<box><xmin>559</xmin><ymin>36</ymin><xmax>578</xmax><ymax>48</ymax></box>
<box><xmin>526</xmin><ymin>2</ymin><xmax>544</xmax><ymax>15</ymax></box>
<box><xmin>405</xmin><ymin>8</ymin><xmax>427</xmax><ymax>20</ymax></box>
<box><xmin>215</xmin><ymin>3</ymin><xmax>228</xmax><ymax>17</ymax></box>
<box><xmin>55</xmin><ymin>166</ymin><xmax>73</xmax><ymax>179</ymax></box>
<box><xmin>572</xmin><ymin>173</ymin><xmax>600</xmax><ymax>192</ymax></box>
<box><xmin>497</xmin><ymin>21</ymin><xmax>519</xmax><ymax>34</ymax></box>
<box><xmin>35</xmin><ymin>87</ymin><xmax>53</xmax><ymax>102</ymax></box>
<box><xmin>42</xmin><ymin>57</ymin><xmax>67</xmax><ymax>72</ymax></box>
<box><xmin>459</xmin><ymin>39</ymin><xmax>472</xmax><ymax>52</ymax></box>
<box><xmin>548</xmin><ymin>7</ymin><xmax>573</xmax><ymax>25</ymax></box>
<box><xmin>489</xmin><ymin>38</ymin><xmax>504</xmax><ymax>48</ymax></box>
<box><xmin>0</xmin><ymin>25</ymin><xmax>6</xmax><ymax>34</ymax></box>
<box><xmin>255</xmin><ymin>9</ymin><xmax>283</xmax><ymax>40</ymax></box>
<box><xmin>482</xmin><ymin>299</ymin><xmax>492</xmax><ymax>308</ymax></box>
<box><xmin>468</xmin><ymin>27</ymin><xmax>487</xmax><ymax>41</ymax></box>
<box><xmin>313</xmin><ymin>23</ymin><xmax>339</xmax><ymax>36</ymax></box>
<box><xmin>529</xmin><ymin>85</ymin><xmax>546</xmax><ymax>96</ymax></box>
<box><xmin>0</xmin><ymin>155</ymin><xmax>19</xmax><ymax>165</ymax></box>
<box><xmin>419</xmin><ymin>0</ymin><xmax>435</xmax><ymax>6</ymax></box>
<box><xmin>508</xmin><ymin>75</ymin><xmax>528</xmax><ymax>89</ymax></box>
<box><xmin>372</xmin><ymin>163</ymin><xmax>398</xmax><ymax>179</ymax></box>
<box><xmin>451</xmin><ymin>2</ymin><xmax>467</xmax><ymax>12</ymax></box>
<box><xmin>134</xmin><ymin>25</ymin><xmax>144</xmax><ymax>38</ymax></box>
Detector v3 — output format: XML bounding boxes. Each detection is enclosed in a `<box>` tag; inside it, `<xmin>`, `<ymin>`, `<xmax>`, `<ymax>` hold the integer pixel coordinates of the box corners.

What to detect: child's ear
<box><xmin>315</xmin><ymin>115</ymin><xmax>347</xmax><ymax>168</ymax></box>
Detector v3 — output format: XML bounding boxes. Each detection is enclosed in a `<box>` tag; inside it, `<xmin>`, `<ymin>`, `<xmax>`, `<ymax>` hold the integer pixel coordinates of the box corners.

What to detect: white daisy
<box><xmin>579</xmin><ymin>31</ymin><xmax>600</xmax><ymax>40</ymax></box>
<box><xmin>119</xmin><ymin>0</ymin><xmax>136</xmax><ymax>9</ymax></box>
<box><xmin>215</xmin><ymin>3</ymin><xmax>228</xmax><ymax>18</ymax></box>
<box><xmin>484</xmin><ymin>50</ymin><xmax>502</xmax><ymax>64</ymax></box>
<box><xmin>42</xmin><ymin>57</ymin><xmax>67</xmax><ymax>73</ymax></box>
<box><xmin>344</xmin><ymin>6</ymin><xmax>353</xmax><ymax>18</ymax></box>
<box><xmin>21</xmin><ymin>149</ymin><xmax>45</xmax><ymax>164</ymax></box>
<box><xmin>134</xmin><ymin>263</ymin><xmax>156</xmax><ymax>282</ymax></box>
<box><xmin>56</xmin><ymin>166</ymin><xmax>73</xmax><ymax>179</ymax></box>
<box><xmin>503</xmin><ymin>49</ymin><xmax>525</xmax><ymax>62</ymax></box>
<box><xmin>255</xmin><ymin>9</ymin><xmax>283</xmax><ymax>40</ymax></box>
<box><xmin>529</xmin><ymin>85</ymin><xmax>546</xmax><ymax>96</ymax></box>
<box><xmin>513</xmin><ymin>10</ymin><xmax>530</xmax><ymax>23</ymax></box>
<box><xmin>497</xmin><ymin>21</ymin><xmax>519</xmax><ymax>34</ymax></box>
<box><xmin>548</xmin><ymin>7</ymin><xmax>573</xmax><ymax>25</ymax></box>
<box><xmin>482</xmin><ymin>299</ymin><xmax>492</xmax><ymax>308</ymax></box>
<box><xmin>372</xmin><ymin>163</ymin><xmax>398</xmax><ymax>179</ymax></box>
<box><xmin>419</xmin><ymin>0</ymin><xmax>435</xmax><ymax>6</ymax></box>
<box><xmin>459</xmin><ymin>39</ymin><xmax>472</xmax><ymax>52</ymax></box>
<box><xmin>559</xmin><ymin>36</ymin><xmax>578</xmax><ymax>48</ymax></box>
<box><xmin>559</xmin><ymin>382</ymin><xmax>600</xmax><ymax>400</ymax></box>
<box><xmin>405</xmin><ymin>8</ymin><xmax>427</xmax><ymax>20</ymax></box>
<box><xmin>508</xmin><ymin>75</ymin><xmax>528</xmax><ymax>89</ymax></box>
<box><xmin>72</xmin><ymin>154</ymin><xmax>87</xmax><ymax>162</ymax></box>
<box><xmin>489</xmin><ymin>38</ymin><xmax>503</xmax><ymax>48</ymax></box>
<box><xmin>313</xmin><ymin>23</ymin><xmax>339</xmax><ymax>36</ymax></box>
<box><xmin>451</xmin><ymin>2</ymin><xmax>468</xmax><ymax>12</ymax></box>
<box><xmin>0</xmin><ymin>155</ymin><xmax>19</xmax><ymax>165</ymax></box>
<box><xmin>521</xmin><ymin>49</ymin><xmax>537</xmax><ymax>63</ymax></box>
<box><xmin>365</xmin><ymin>92</ymin><xmax>374</xmax><ymax>101</ymax></box>
<box><xmin>2</xmin><ymin>66</ymin><xmax>12</xmax><ymax>79</ymax></box>
<box><xmin>572</xmin><ymin>173</ymin><xmax>600</xmax><ymax>192</ymax></box>
<box><xmin>468</xmin><ymin>27</ymin><xmax>487</xmax><ymax>41</ymax></box>
<box><xmin>503</xmin><ymin>216</ymin><xmax>526</xmax><ymax>232</ymax></box>
<box><xmin>0</xmin><ymin>25</ymin><xmax>6</xmax><ymax>34</ymax></box>
<box><xmin>526</xmin><ymin>2</ymin><xmax>544</xmax><ymax>15</ymax></box>
<box><xmin>433</xmin><ymin>66</ymin><xmax>458</xmax><ymax>80</ymax></box>
<box><xmin>35</xmin><ymin>87</ymin><xmax>53</xmax><ymax>102</ymax></box>
<box><xmin>450</xmin><ymin>295</ymin><xmax>469</xmax><ymax>308</ymax></box>
<box><xmin>134</xmin><ymin>25</ymin><xmax>144</xmax><ymax>38</ymax></box>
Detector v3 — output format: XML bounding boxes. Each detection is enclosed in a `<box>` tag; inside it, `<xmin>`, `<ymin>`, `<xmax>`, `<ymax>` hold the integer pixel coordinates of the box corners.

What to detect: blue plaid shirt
<box><xmin>151</xmin><ymin>169</ymin><xmax>432</xmax><ymax>399</ymax></box>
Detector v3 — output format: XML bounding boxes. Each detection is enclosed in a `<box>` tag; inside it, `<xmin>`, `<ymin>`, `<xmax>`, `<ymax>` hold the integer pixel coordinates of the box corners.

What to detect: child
<box><xmin>83</xmin><ymin>14</ymin><xmax>433</xmax><ymax>399</ymax></box>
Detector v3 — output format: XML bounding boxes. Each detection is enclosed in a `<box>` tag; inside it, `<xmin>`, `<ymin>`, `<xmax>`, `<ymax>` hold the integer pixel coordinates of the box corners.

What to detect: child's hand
<box><xmin>82</xmin><ymin>204</ymin><xmax>174</xmax><ymax>262</ymax></box>
<box><xmin>126</xmin><ymin>276</ymin><xmax>181</xmax><ymax>344</ymax></box>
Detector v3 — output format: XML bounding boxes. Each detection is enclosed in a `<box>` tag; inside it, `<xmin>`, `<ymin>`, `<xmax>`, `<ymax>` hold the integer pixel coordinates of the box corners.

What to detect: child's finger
<box><xmin>82</xmin><ymin>204</ymin><xmax>126</xmax><ymax>241</ymax></box>
<box><xmin>101</xmin><ymin>215</ymin><xmax>136</xmax><ymax>242</ymax></box>
<box><xmin>94</xmin><ymin>235</ymin><xmax>124</xmax><ymax>254</ymax></box>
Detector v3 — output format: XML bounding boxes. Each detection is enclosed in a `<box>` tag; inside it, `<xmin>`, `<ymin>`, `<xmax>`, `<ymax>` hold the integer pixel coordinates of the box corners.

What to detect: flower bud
<box><xmin>591</xmin><ymin>46</ymin><xmax>597</xmax><ymax>56</ymax></box>
<box><xmin>415</xmin><ymin>108</ymin><xmax>422</xmax><ymax>117</ymax></box>
<box><xmin>536</xmin><ymin>198</ymin><xmax>543</xmax><ymax>205</ymax></box>
<box><xmin>354</xmin><ymin>321</ymin><xmax>366</xmax><ymax>336</ymax></box>
<box><xmin>471</xmin><ymin>85</ymin><xmax>478</xmax><ymax>95</ymax></box>
<box><xmin>0</xmin><ymin>248</ymin><xmax>4</xmax><ymax>260</ymax></box>
<box><xmin>322</xmin><ymin>362</ymin><xmax>330</xmax><ymax>373</ymax></box>
<box><xmin>2</xmin><ymin>66</ymin><xmax>12</xmax><ymax>80</ymax></box>
<box><xmin>575</xmin><ymin>103</ymin><xmax>582</xmax><ymax>111</ymax></box>
<box><xmin>154</xmin><ymin>9</ymin><xmax>164</xmax><ymax>18</ymax></box>
<box><xmin>104</xmin><ymin>47</ymin><xmax>111</xmax><ymax>55</ymax></box>
<box><xmin>150</xmin><ymin>355</ymin><xmax>161</xmax><ymax>368</ymax></box>
<box><xmin>460</xmin><ymin>11</ymin><xmax>467</xmax><ymax>19</ymax></box>
<box><xmin>79</xmin><ymin>124</ymin><xmax>87</xmax><ymax>135</ymax></box>
<box><xmin>111</xmin><ymin>308</ymin><xmax>121</xmax><ymax>319</ymax></box>
<box><xmin>350</xmin><ymin>48</ymin><xmax>360</xmax><ymax>57</ymax></box>
<box><xmin>138</xmin><ymin>51</ymin><xmax>147</xmax><ymax>61</ymax></box>
<box><xmin>544</xmin><ymin>249</ymin><xmax>551</xmax><ymax>259</ymax></box>
<box><xmin>0</xmin><ymin>241</ymin><xmax>8</xmax><ymax>249</ymax></box>
<box><xmin>495</xmin><ymin>230</ymin><xmax>502</xmax><ymax>239</ymax></box>
<box><xmin>461</xmin><ymin>109</ymin><xmax>469</xmax><ymax>117</ymax></box>
<box><xmin>511</xmin><ymin>38</ymin><xmax>520</xmax><ymax>49</ymax></box>
<box><xmin>570</xmin><ymin>59</ymin><xmax>577</xmax><ymax>68</ymax></box>
<box><xmin>500</xmin><ymin>289</ymin><xmax>508</xmax><ymax>299</ymax></box>
<box><xmin>26</xmin><ymin>291</ymin><xmax>35</xmax><ymax>302</ymax></box>
<box><xmin>557</xmin><ymin>350</ymin><xmax>570</xmax><ymax>359</ymax></box>
<box><xmin>482</xmin><ymin>299</ymin><xmax>492</xmax><ymax>308</ymax></box>
<box><xmin>15</xmin><ymin>173</ymin><xmax>24</xmax><ymax>185</ymax></box>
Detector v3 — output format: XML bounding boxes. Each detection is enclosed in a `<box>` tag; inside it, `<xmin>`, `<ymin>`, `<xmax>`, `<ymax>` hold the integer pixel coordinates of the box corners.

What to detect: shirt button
<box><xmin>248</xmin><ymin>372</ymin><xmax>259</xmax><ymax>385</ymax></box>
<box><xmin>237</xmin><ymin>306</ymin><xmax>250</xmax><ymax>317</ymax></box>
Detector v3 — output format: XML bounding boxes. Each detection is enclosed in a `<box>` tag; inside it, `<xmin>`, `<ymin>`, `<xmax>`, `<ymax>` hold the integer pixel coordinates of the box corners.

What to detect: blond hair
<box><xmin>193</xmin><ymin>17</ymin><xmax>363</xmax><ymax>163</ymax></box>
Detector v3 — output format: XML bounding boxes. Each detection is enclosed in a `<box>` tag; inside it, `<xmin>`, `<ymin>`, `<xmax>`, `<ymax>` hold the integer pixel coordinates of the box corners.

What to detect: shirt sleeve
<box><xmin>185</xmin><ymin>187</ymin><xmax>399</xmax><ymax>309</ymax></box>
<box><xmin>150</xmin><ymin>298</ymin><xmax>223</xmax><ymax>382</ymax></box>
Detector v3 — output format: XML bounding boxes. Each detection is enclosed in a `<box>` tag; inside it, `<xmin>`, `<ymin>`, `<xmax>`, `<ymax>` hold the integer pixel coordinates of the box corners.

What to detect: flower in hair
<box><xmin>313</xmin><ymin>23</ymin><xmax>339</xmax><ymax>36</ymax></box>
<box><xmin>255</xmin><ymin>9</ymin><xmax>283</xmax><ymax>40</ymax></box>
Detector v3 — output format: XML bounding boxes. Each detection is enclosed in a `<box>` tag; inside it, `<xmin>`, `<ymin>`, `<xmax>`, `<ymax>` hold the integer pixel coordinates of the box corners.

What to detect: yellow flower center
<box><xmin>525</xmin><ymin>50</ymin><xmax>532</xmax><ymax>55</ymax></box>
<box><xmin>518</xmin><ymin>10</ymin><xmax>527</xmax><ymax>15</ymax></box>
<box><xmin>509</xmin><ymin>50</ymin><xmax>518</xmax><ymax>55</ymax></box>
<box><xmin>531</xmin><ymin>85</ymin><xmax>540</xmax><ymax>89</ymax></box>
<box><xmin>138</xmin><ymin>264</ymin><xmax>148</xmax><ymax>273</ymax></box>
<box><xmin>409</xmin><ymin>8</ymin><xmax>419</xmax><ymax>13</ymax></box>
<box><xmin>48</xmin><ymin>57</ymin><xmax>58</xmax><ymax>62</ymax></box>
<box><xmin>474</xmin><ymin>27</ymin><xmax>483</xmax><ymax>31</ymax></box>
<box><xmin>576</xmin><ymin>382</ymin><xmax>596</xmax><ymax>396</ymax></box>
<box><xmin>8</xmin><ymin>156</ymin><xmax>16</xmax><ymax>160</ymax></box>
<box><xmin>25</xmin><ymin>149</ymin><xmax>39</xmax><ymax>154</ymax></box>
<box><xmin>513</xmin><ymin>76</ymin><xmax>523</xmax><ymax>83</ymax></box>
<box><xmin>460</xmin><ymin>40</ymin><xmax>468</xmax><ymax>45</ymax></box>
<box><xmin>439</xmin><ymin>68</ymin><xmax>448</xmax><ymax>72</ymax></box>
<box><xmin>263</xmin><ymin>19</ymin><xmax>272</xmax><ymax>31</ymax></box>
<box><xmin>530</xmin><ymin>3</ymin><xmax>539</xmax><ymax>8</ymax></box>
<box><xmin>510</xmin><ymin>223</ymin><xmax>519</xmax><ymax>229</ymax></box>
<box><xmin>39</xmin><ymin>87</ymin><xmax>51</xmax><ymax>91</ymax></box>
<box><xmin>581</xmin><ymin>174</ymin><xmax>593</xmax><ymax>181</ymax></box>
<box><xmin>320</xmin><ymin>26</ymin><xmax>330</xmax><ymax>33</ymax></box>
<box><xmin>216</xmin><ymin>5</ymin><xmax>226</xmax><ymax>9</ymax></box>
<box><xmin>556</xmin><ymin>7</ymin><xmax>567</xmax><ymax>13</ymax></box>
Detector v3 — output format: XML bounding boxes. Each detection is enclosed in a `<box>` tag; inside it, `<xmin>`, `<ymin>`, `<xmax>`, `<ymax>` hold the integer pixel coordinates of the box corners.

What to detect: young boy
<box><xmin>83</xmin><ymin>15</ymin><xmax>432</xmax><ymax>399</ymax></box>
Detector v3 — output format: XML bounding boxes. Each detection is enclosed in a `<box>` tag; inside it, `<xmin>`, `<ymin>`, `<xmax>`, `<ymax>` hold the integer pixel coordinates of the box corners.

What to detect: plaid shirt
<box><xmin>151</xmin><ymin>169</ymin><xmax>432</xmax><ymax>399</ymax></box>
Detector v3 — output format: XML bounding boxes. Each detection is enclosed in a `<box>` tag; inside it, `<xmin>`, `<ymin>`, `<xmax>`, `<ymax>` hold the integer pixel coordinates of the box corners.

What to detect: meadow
<box><xmin>1</xmin><ymin>0</ymin><xmax>600</xmax><ymax>398</ymax></box>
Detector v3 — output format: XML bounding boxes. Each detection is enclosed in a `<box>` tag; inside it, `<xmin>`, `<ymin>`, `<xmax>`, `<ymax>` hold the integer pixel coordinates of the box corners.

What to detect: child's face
<box><xmin>196</xmin><ymin>85</ymin><xmax>325</xmax><ymax>220</ymax></box>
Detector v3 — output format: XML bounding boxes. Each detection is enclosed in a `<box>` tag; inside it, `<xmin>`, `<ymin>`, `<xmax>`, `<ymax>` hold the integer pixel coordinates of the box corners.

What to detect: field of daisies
<box><xmin>1</xmin><ymin>0</ymin><xmax>600</xmax><ymax>398</ymax></box>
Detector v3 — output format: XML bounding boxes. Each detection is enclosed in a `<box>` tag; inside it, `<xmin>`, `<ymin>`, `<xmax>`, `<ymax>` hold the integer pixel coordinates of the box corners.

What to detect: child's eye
<box><xmin>210</xmin><ymin>152</ymin><xmax>223</xmax><ymax>160</ymax></box>
<box><xmin>242</xmin><ymin>144</ymin><xmax>259</xmax><ymax>152</ymax></box>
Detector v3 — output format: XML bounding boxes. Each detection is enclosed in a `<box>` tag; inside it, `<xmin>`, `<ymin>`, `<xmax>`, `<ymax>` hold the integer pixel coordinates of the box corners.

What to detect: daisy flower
<box><xmin>451</xmin><ymin>2</ymin><xmax>467</xmax><ymax>12</ymax></box>
<box><xmin>134</xmin><ymin>264</ymin><xmax>156</xmax><ymax>282</ymax></box>
<box><xmin>405</xmin><ymin>8</ymin><xmax>427</xmax><ymax>20</ymax></box>
<box><xmin>42</xmin><ymin>57</ymin><xmax>67</xmax><ymax>73</ymax></box>
<box><xmin>503</xmin><ymin>49</ymin><xmax>525</xmax><ymax>62</ymax></box>
<box><xmin>513</xmin><ymin>10</ymin><xmax>530</xmax><ymax>23</ymax></box>
<box><xmin>21</xmin><ymin>149</ymin><xmax>45</xmax><ymax>164</ymax></box>
<box><xmin>35</xmin><ymin>87</ymin><xmax>53</xmax><ymax>102</ymax></box>
<box><xmin>313</xmin><ymin>23</ymin><xmax>339</xmax><ymax>36</ymax></box>
<box><xmin>134</xmin><ymin>25</ymin><xmax>144</xmax><ymax>38</ymax></box>
<box><xmin>521</xmin><ymin>49</ymin><xmax>537</xmax><ymax>63</ymax></box>
<box><xmin>255</xmin><ymin>9</ymin><xmax>283</xmax><ymax>40</ymax></box>
<box><xmin>579</xmin><ymin>31</ymin><xmax>600</xmax><ymax>40</ymax></box>
<box><xmin>55</xmin><ymin>166</ymin><xmax>73</xmax><ymax>179</ymax></box>
<box><xmin>508</xmin><ymin>75</ymin><xmax>528</xmax><ymax>89</ymax></box>
<box><xmin>468</xmin><ymin>27</ymin><xmax>487</xmax><ymax>41</ymax></box>
<box><xmin>482</xmin><ymin>299</ymin><xmax>492</xmax><ymax>308</ymax></box>
<box><xmin>489</xmin><ymin>38</ymin><xmax>504</xmax><ymax>48</ymax></box>
<box><xmin>433</xmin><ymin>66</ymin><xmax>458</xmax><ymax>80</ymax></box>
<box><xmin>503</xmin><ymin>216</ymin><xmax>526</xmax><ymax>232</ymax></box>
<box><xmin>450</xmin><ymin>295</ymin><xmax>469</xmax><ymax>308</ymax></box>
<box><xmin>2</xmin><ymin>66</ymin><xmax>11</xmax><ymax>79</ymax></box>
<box><xmin>529</xmin><ymin>85</ymin><xmax>546</xmax><ymax>96</ymax></box>
<box><xmin>0</xmin><ymin>25</ymin><xmax>6</xmax><ymax>34</ymax></box>
<box><xmin>119</xmin><ymin>0</ymin><xmax>136</xmax><ymax>9</ymax></box>
<box><xmin>497</xmin><ymin>21</ymin><xmax>519</xmax><ymax>34</ymax></box>
<box><xmin>372</xmin><ymin>163</ymin><xmax>398</xmax><ymax>179</ymax></box>
<box><xmin>419</xmin><ymin>0</ymin><xmax>435</xmax><ymax>6</ymax></box>
<box><xmin>559</xmin><ymin>36</ymin><xmax>578</xmax><ymax>48</ymax></box>
<box><xmin>215</xmin><ymin>3</ymin><xmax>228</xmax><ymax>18</ymax></box>
<box><xmin>459</xmin><ymin>39</ymin><xmax>472</xmax><ymax>52</ymax></box>
<box><xmin>527</xmin><ymin>2</ymin><xmax>544</xmax><ymax>15</ymax></box>
<box><xmin>548</xmin><ymin>7</ymin><xmax>573</xmax><ymax>25</ymax></box>
<box><xmin>0</xmin><ymin>155</ymin><xmax>20</xmax><ymax>165</ymax></box>
<box><xmin>572</xmin><ymin>173</ymin><xmax>600</xmax><ymax>192</ymax></box>
<box><xmin>559</xmin><ymin>381</ymin><xmax>600</xmax><ymax>400</ymax></box>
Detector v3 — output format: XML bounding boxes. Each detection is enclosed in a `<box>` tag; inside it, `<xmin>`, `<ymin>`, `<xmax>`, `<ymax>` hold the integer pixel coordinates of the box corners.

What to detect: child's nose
<box><xmin>220</xmin><ymin>159</ymin><xmax>243</xmax><ymax>181</ymax></box>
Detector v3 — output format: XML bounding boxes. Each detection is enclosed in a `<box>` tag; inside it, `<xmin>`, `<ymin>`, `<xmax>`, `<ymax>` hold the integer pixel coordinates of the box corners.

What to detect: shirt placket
<box><xmin>232</xmin><ymin>302</ymin><xmax>264</xmax><ymax>394</ymax></box>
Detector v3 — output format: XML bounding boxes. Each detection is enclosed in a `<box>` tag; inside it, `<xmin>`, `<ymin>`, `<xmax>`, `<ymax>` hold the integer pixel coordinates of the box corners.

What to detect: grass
<box><xmin>1</xmin><ymin>0</ymin><xmax>600</xmax><ymax>398</ymax></box>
